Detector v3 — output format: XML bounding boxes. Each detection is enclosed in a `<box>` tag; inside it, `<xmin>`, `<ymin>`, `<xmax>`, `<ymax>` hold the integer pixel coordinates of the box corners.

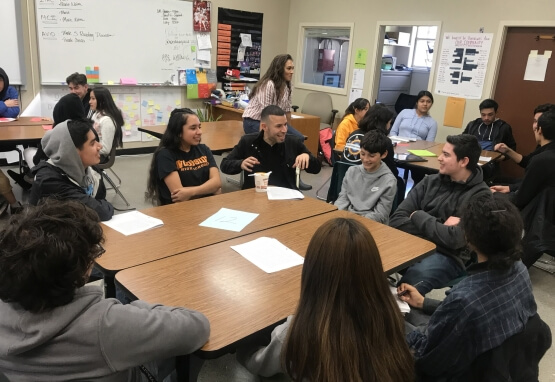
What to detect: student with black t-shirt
<box><xmin>146</xmin><ymin>108</ymin><xmax>221</xmax><ymax>205</ymax></box>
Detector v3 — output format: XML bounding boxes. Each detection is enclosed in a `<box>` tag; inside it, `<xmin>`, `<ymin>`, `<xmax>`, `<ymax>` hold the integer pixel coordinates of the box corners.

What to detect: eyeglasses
<box><xmin>92</xmin><ymin>243</ymin><xmax>106</xmax><ymax>258</ymax></box>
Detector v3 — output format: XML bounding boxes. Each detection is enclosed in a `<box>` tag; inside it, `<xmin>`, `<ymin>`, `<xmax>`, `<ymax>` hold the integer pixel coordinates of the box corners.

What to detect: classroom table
<box><xmin>138</xmin><ymin>120</ymin><xmax>244</xmax><ymax>154</ymax></box>
<box><xmin>395</xmin><ymin>141</ymin><xmax>503</xmax><ymax>173</ymax></box>
<box><xmin>97</xmin><ymin>189</ymin><xmax>337</xmax><ymax>297</ymax></box>
<box><xmin>115</xmin><ymin>209</ymin><xmax>435</xmax><ymax>373</ymax></box>
<box><xmin>208</xmin><ymin>104</ymin><xmax>321</xmax><ymax>156</ymax></box>
<box><xmin>0</xmin><ymin>116</ymin><xmax>52</xmax><ymax>126</ymax></box>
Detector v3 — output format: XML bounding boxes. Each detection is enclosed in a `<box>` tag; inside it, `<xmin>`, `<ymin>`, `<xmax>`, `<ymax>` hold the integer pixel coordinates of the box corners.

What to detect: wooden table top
<box><xmin>396</xmin><ymin>142</ymin><xmax>502</xmax><ymax>172</ymax></box>
<box><xmin>97</xmin><ymin>189</ymin><xmax>337</xmax><ymax>273</ymax></box>
<box><xmin>0</xmin><ymin>116</ymin><xmax>52</xmax><ymax>126</ymax></box>
<box><xmin>138</xmin><ymin>120</ymin><xmax>244</xmax><ymax>153</ymax></box>
<box><xmin>0</xmin><ymin>124</ymin><xmax>48</xmax><ymax>142</ymax></box>
<box><xmin>115</xmin><ymin>210</ymin><xmax>435</xmax><ymax>354</ymax></box>
<box><xmin>213</xmin><ymin>104</ymin><xmax>319</xmax><ymax>120</ymax></box>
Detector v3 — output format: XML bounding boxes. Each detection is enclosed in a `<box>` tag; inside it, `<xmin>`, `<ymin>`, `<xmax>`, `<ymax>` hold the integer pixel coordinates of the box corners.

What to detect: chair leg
<box><xmin>315</xmin><ymin>174</ymin><xmax>332</xmax><ymax>201</ymax></box>
<box><xmin>107</xmin><ymin>168</ymin><xmax>122</xmax><ymax>188</ymax></box>
<box><xmin>102</xmin><ymin>171</ymin><xmax>134</xmax><ymax>210</ymax></box>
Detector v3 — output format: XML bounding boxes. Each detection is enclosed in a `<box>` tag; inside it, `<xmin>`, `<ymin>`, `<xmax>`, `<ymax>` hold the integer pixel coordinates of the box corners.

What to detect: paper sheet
<box><xmin>230</xmin><ymin>237</ymin><xmax>304</xmax><ymax>273</ymax></box>
<box><xmin>291</xmin><ymin>114</ymin><xmax>303</xmax><ymax>119</ymax></box>
<box><xmin>348</xmin><ymin>88</ymin><xmax>363</xmax><ymax>105</ymax></box>
<box><xmin>237</xmin><ymin>45</ymin><xmax>246</xmax><ymax>62</ymax></box>
<box><xmin>408</xmin><ymin>149</ymin><xmax>437</xmax><ymax>157</ymax></box>
<box><xmin>199</xmin><ymin>207</ymin><xmax>259</xmax><ymax>232</ymax></box>
<box><xmin>196</xmin><ymin>49</ymin><xmax>211</xmax><ymax>62</ymax></box>
<box><xmin>196</xmin><ymin>32</ymin><xmax>212</xmax><ymax>50</ymax></box>
<box><xmin>524</xmin><ymin>50</ymin><xmax>551</xmax><ymax>82</ymax></box>
<box><xmin>102</xmin><ymin>211</ymin><xmax>163</xmax><ymax>236</ymax></box>
<box><xmin>267</xmin><ymin>186</ymin><xmax>305</xmax><ymax>200</ymax></box>
<box><xmin>443</xmin><ymin>97</ymin><xmax>466</xmax><ymax>128</ymax></box>
<box><xmin>351</xmin><ymin>68</ymin><xmax>365</xmax><ymax>89</ymax></box>
<box><xmin>479</xmin><ymin>156</ymin><xmax>492</xmax><ymax>163</ymax></box>
<box><xmin>239</xmin><ymin>33</ymin><xmax>252</xmax><ymax>47</ymax></box>
<box><xmin>390</xmin><ymin>286</ymin><xmax>411</xmax><ymax>314</ymax></box>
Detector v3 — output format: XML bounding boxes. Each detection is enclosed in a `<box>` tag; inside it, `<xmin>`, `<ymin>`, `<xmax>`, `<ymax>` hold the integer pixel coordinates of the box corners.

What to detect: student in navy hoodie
<box><xmin>0</xmin><ymin>67</ymin><xmax>20</xmax><ymax>118</ymax></box>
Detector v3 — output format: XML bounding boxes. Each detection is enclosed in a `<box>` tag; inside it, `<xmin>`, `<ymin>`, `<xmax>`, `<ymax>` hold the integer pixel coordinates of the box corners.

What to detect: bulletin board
<box><xmin>40</xmin><ymin>86</ymin><xmax>182</xmax><ymax>143</ymax></box>
<box><xmin>216</xmin><ymin>8</ymin><xmax>263</xmax><ymax>81</ymax></box>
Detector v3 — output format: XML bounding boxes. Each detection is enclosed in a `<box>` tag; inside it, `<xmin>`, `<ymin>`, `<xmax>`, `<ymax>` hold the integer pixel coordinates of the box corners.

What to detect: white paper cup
<box><xmin>254</xmin><ymin>172</ymin><xmax>270</xmax><ymax>192</ymax></box>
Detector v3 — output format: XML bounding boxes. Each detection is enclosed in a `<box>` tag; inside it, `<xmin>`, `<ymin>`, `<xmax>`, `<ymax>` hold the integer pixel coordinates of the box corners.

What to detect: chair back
<box><xmin>301</xmin><ymin>92</ymin><xmax>334</xmax><ymax>129</ymax></box>
<box><xmin>450</xmin><ymin>313</ymin><xmax>552</xmax><ymax>382</ymax></box>
<box><xmin>326</xmin><ymin>161</ymin><xmax>356</xmax><ymax>203</ymax></box>
<box><xmin>394</xmin><ymin>93</ymin><xmax>419</xmax><ymax>115</ymax></box>
<box><xmin>96</xmin><ymin>144</ymin><xmax>117</xmax><ymax>170</ymax></box>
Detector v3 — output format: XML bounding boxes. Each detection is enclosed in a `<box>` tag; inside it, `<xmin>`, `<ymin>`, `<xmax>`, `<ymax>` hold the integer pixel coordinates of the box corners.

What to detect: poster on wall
<box><xmin>193</xmin><ymin>1</ymin><xmax>211</xmax><ymax>32</ymax></box>
<box><xmin>434</xmin><ymin>33</ymin><xmax>493</xmax><ymax>99</ymax></box>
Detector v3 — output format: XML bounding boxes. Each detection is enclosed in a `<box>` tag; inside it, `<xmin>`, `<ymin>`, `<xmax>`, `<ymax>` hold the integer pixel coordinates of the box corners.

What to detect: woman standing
<box><xmin>242</xmin><ymin>54</ymin><xmax>303</xmax><ymax>138</ymax></box>
<box><xmin>89</xmin><ymin>86</ymin><xmax>124</xmax><ymax>162</ymax></box>
<box><xmin>237</xmin><ymin>217</ymin><xmax>414</xmax><ymax>381</ymax></box>
<box><xmin>390</xmin><ymin>90</ymin><xmax>437</xmax><ymax>141</ymax></box>
<box><xmin>334</xmin><ymin>98</ymin><xmax>370</xmax><ymax>148</ymax></box>
<box><xmin>146</xmin><ymin>108</ymin><xmax>221</xmax><ymax>205</ymax></box>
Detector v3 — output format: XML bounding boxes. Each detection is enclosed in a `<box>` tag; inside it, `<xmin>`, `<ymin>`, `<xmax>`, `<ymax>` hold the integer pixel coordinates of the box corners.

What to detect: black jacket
<box><xmin>221</xmin><ymin>131</ymin><xmax>321</xmax><ymax>190</ymax></box>
<box><xmin>463</xmin><ymin>118</ymin><xmax>516</xmax><ymax>151</ymax></box>
<box><xmin>30</xmin><ymin>162</ymin><xmax>114</xmax><ymax>221</ymax></box>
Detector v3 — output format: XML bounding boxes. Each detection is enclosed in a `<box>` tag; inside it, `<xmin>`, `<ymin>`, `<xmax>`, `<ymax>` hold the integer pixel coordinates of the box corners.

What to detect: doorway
<box><xmin>493</xmin><ymin>26</ymin><xmax>555</xmax><ymax>178</ymax></box>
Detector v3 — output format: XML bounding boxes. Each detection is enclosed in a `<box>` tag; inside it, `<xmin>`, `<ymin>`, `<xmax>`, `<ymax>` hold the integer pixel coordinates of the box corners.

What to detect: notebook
<box><xmin>394</xmin><ymin>153</ymin><xmax>428</xmax><ymax>162</ymax></box>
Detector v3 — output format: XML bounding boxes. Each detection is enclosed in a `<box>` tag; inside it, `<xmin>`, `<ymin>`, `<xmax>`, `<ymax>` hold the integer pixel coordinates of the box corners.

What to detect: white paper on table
<box><xmin>102</xmin><ymin>211</ymin><xmax>163</xmax><ymax>236</ymax></box>
<box><xmin>524</xmin><ymin>50</ymin><xmax>551</xmax><ymax>82</ymax></box>
<box><xmin>479</xmin><ymin>156</ymin><xmax>492</xmax><ymax>163</ymax></box>
<box><xmin>240</xmin><ymin>33</ymin><xmax>252</xmax><ymax>47</ymax></box>
<box><xmin>237</xmin><ymin>45</ymin><xmax>246</xmax><ymax>62</ymax></box>
<box><xmin>267</xmin><ymin>186</ymin><xmax>305</xmax><ymax>200</ymax></box>
<box><xmin>196</xmin><ymin>49</ymin><xmax>211</xmax><ymax>62</ymax></box>
<box><xmin>348</xmin><ymin>88</ymin><xmax>363</xmax><ymax>104</ymax></box>
<box><xmin>199</xmin><ymin>207</ymin><xmax>259</xmax><ymax>232</ymax></box>
<box><xmin>390</xmin><ymin>286</ymin><xmax>411</xmax><ymax>314</ymax></box>
<box><xmin>196</xmin><ymin>32</ymin><xmax>212</xmax><ymax>50</ymax></box>
<box><xmin>351</xmin><ymin>68</ymin><xmax>365</xmax><ymax>88</ymax></box>
<box><xmin>230</xmin><ymin>237</ymin><xmax>304</xmax><ymax>273</ymax></box>
<box><xmin>290</xmin><ymin>114</ymin><xmax>303</xmax><ymax>119</ymax></box>
<box><xmin>390</xmin><ymin>136</ymin><xmax>415</xmax><ymax>143</ymax></box>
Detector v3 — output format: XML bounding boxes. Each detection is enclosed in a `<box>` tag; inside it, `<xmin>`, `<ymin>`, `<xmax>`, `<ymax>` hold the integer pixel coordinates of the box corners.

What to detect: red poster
<box><xmin>193</xmin><ymin>1</ymin><xmax>211</xmax><ymax>32</ymax></box>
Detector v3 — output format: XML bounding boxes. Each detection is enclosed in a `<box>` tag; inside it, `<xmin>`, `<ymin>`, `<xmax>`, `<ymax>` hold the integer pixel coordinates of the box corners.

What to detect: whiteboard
<box><xmin>0</xmin><ymin>0</ymin><xmax>25</xmax><ymax>84</ymax></box>
<box><xmin>40</xmin><ymin>86</ymin><xmax>181</xmax><ymax>143</ymax></box>
<box><xmin>35</xmin><ymin>0</ymin><xmax>197</xmax><ymax>84</ymax></box>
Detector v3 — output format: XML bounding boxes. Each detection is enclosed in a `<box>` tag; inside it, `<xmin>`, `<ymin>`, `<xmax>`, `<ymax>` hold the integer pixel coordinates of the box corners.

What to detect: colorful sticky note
<box><xmin>135</xmin><ymin>120</ymin><xmax>141</xmax><ymax>126</ymax></box>
<box><xmin>132</xmin><ymin>104</ymin><xmax>138</xmax><ymax>110</ymax></box>
<box><xmin>148</xmin><ymin>100</ymin><xmax>154</xmax><ymax>106</ymax></box>
<box><xmin>141</xmin><ymin>100</ymin><xmax>148</xmax><ymax>107</ymax></box>
<box><xmin>124</xmin><ymin>131</ymin><xmax>131</xmax><ymax>136</ymax></box>
<box><xmin>30</xmin><ymin>117</ymin><xmax>42</xmax><ymax>122</ymax></box>
<box><xmin>125</xmin><ymin>125</ymin><xmax>132</xmax><ymax>131</ymax></box>
<box><xmin>42</xmin><ymin>124</ymin><xmax>53</xmax><ymax>130</ymax></box>
<box><xmin>126</xmin><ymin>96</ymin><xmax>132</xmax><ymax>102</ymax></box>
<box><xmin>147</xmin><ymin>107</ymin><xmax>154</xmax><ymax>114</ymax></box>
<box><xmin>191</xmin><ymin>46</ymin><xmax>196</xmax><ymax>52</ymax></box>
<box><xmin>166</xmin><ymin>105</ymin><xmax>173</xmax><ymax>112</ymax></box>
<box><xmin>155</xmin><ymin>105</ymin><xmax>161</xmax><ymax>111</ymax></box>
<box><xmin>107</xmin><ymin>80</ymin><xmax>114</xmax><ymax>85</ymax></box>
<box><xmin>129</xmin><ymin>112</ymin><xmax>135</xmax><ymax>118</ymax></box>
<box><xmin>175</xmin><ymin>99</ymin><xmax>181</xmax><ymax>106</ymax></box>
<box><xmin>123</xmin><ymin>105</ymin><xmax>129</xmax><ymax>111</ymax></box>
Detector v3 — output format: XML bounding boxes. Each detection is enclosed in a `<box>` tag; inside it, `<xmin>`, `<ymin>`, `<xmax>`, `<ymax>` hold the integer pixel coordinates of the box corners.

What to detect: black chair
<box><xmin>324</xmin><ymin>161</ymin><xmax>356</xmax><ymax>203</ymax></box>
<box><xmin>394</xmin><ymin>93</ymin><xmax>419</xmax><ymax>115</ymax></box>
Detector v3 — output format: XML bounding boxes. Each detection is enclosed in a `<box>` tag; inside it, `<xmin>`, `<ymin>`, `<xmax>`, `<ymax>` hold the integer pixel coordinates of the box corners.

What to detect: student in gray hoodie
<box><xmin>390</xmin><ymin>134</ymin><xmax>491</xmax><ymax>295</ymax></box>
<box><xmin>0</xmin><ymin>199</ymin><xmax>210</xmax><ymax>381</ymax></box>
<box><xmin>335</xmin><ymin>130</ymin><xmax>397</xmax><ymax>224</ymax></box>
<box><xmin>29</xmin><ymin>118</ymin><xmax>114</xmax><ymax>221</ymax></box>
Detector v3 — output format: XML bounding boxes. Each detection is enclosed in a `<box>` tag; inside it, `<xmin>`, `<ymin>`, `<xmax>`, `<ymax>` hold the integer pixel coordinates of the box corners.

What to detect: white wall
<box><xmin>286</xmin><ymin>0</ymin><xmax>555</xmax><ymax>141</ymax></box>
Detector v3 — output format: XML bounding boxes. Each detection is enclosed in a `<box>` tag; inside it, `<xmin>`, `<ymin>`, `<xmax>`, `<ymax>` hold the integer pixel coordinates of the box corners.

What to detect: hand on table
<box><xmin>171</xmin><ymin>187</ymin><xmax>195</xmax><ymax>202</ymax></box>
<box><xmin>293</xmin><ymin>153</ymin><xmax>309</xmax><ymax>170</ymax></box>
<box><xmin>397</xmin><ymin>283</ymin><xmax>425</xmax><ymax>309</ymax></box>
<box><xmin>4</xmin><ymin>99</ymin><xmax>19</xmax><ymax>107</ymax></box>
<box><xmin>490</xmin><ymin>185</ymin><xmax>510</xmax><ymax>193</ymax></box>
<box><xmin>241</xmin><ymin>156</ymin><xmax>260</xmax><ymax>172</ymax></box>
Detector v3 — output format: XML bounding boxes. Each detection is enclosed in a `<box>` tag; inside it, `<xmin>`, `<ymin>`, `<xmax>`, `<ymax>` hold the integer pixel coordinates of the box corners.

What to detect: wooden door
<box><xmin>493</xmin><ymin>27</ymin><xmax>555</xmax><ymax>178</ymax></box>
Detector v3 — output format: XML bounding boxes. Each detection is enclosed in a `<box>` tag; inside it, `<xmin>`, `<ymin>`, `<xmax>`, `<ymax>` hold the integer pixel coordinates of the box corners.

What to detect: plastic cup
<box><xmin>254</xmin><ymin>172</ymin><xmax>270</xmax><ymax>192</ymax></box>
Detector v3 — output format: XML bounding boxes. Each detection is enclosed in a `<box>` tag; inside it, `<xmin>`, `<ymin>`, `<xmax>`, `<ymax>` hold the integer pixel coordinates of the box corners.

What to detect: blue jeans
<box><xmin>398</xmin><ymin>252</ymin><xmax>465</xmax><ymax>295</ymax></box>
<box><xmin>243</xmin><ymin>117</ymin><xmax>304</xmax><ymax>140</ymax></box>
